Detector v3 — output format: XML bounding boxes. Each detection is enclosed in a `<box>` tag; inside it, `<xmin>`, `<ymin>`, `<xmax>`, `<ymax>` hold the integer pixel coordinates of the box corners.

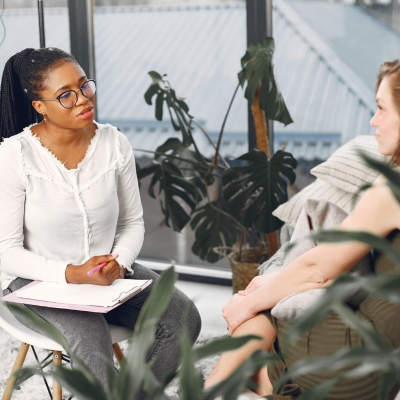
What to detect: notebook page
<box><xmin>15</xmin><ymin>280</ymin><xmax>149</xmax><ymax>307</ymax></box>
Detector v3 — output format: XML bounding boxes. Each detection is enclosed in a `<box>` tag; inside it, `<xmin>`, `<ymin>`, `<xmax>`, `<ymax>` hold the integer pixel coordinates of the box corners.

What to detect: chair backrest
<box><xmin>0</xmin><ymin>300</ymin><xmax>63</xmax><ymax>350</ymax></box>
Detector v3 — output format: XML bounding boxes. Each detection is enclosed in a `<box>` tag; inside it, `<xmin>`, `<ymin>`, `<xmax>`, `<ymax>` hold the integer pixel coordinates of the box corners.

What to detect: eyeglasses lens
<box><xmin>81</xmin><ymin>81</ymin><xmax>96</xmax><ymax>99</ymax></box>
<box><xmin>59</xmin><ymin>91</ymin><xmax>77</xmax><ymax>109</ymax></box>
<box><xmin>58</xmin><ymin>81</ymin><xmax>96</xmax><ymax>109</ymax></box>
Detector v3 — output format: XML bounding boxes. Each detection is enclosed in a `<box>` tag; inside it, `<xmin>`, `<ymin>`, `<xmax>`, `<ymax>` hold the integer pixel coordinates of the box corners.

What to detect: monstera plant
<box><xmin>137</xmin><ymin>38</ymin><xmax>297</xmax><ymax>292</ymax></box>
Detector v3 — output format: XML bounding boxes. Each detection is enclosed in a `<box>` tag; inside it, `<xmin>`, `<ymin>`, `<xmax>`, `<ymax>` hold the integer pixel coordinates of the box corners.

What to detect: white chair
<box><xmin>0</xmin><ymin>301</ymin><xmax>132</xmax><ymax>400</ymax></box>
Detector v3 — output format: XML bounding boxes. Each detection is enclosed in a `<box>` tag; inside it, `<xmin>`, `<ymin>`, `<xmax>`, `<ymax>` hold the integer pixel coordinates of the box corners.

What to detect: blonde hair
<box><xmin>376</xmin><ymin>60</ymin><xmax>400</xmax><ymax>164</ymax></box>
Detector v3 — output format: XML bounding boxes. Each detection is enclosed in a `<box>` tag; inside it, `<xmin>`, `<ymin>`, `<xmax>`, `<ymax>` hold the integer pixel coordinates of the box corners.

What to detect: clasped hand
<box><xmin>237</xmin><ymin>272</ymin><xmax>278</xmax><ymax>296</ymax></box>
<box><xmin>66</xmin><ymin>254</ymin><xmax>126</xmax><ymax>285</ymax></box>
<box><xmin>222</xmin><ymin>273</ymin><xmax>277</xmax><ymax>335</ymax></box>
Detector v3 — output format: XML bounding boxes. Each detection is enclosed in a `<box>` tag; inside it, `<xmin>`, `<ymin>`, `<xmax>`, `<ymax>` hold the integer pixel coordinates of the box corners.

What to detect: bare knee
<box><xmin>231</xmin><ymin>314</ymin><xmax>276</xmax><ymax>352</ymax></box>
<box><xmin>232</xmin><ymin>314</ymin><xmax>275</xmax><ymax>338</ymax></box>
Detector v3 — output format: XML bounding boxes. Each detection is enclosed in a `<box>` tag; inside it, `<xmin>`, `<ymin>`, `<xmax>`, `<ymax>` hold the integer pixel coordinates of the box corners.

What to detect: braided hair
<box><xmin>0</xmin><ymin>47</ymin><xmax>77</xmax><ymax>141</ymax></box>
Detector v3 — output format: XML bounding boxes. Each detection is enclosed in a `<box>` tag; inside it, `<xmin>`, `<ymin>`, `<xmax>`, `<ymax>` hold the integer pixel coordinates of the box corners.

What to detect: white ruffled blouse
<box><xmin>0</xmin><ymin>122</ymin><xmax>144</xmax><ymax>290</ymax></box>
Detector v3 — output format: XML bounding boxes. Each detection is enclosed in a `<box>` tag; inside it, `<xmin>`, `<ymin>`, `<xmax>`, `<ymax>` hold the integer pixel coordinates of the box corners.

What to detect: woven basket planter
<box><xmin>213</xmin><ymin>246</ymin><xmax>267</xmax><ymax>293</ymax></box>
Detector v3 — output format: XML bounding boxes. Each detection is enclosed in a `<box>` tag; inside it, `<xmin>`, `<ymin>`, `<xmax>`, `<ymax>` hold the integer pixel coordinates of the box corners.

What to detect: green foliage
<box><xmin>137</xmin><ymin>38</ymin><xmax>296</xmax><ymax>262</ymax></box>
<box><xmin>222</xmin><ymin>149</ymin><xmax>297</xmax><ymax>233</ymax></box>
<box><xmin>273</xmin><ymin>272</ymin><xmax>400</xmax><ymax>399</ymax></box>
<box><xmin>137</xmin><ymin>159</ymin><xmax>198</xmax><ymax>231</ymax></box>
<box><xmin>179</xmin><ymin>330</ymin><xmax>203</xmax><ymax>400</ymax></box>
<box><xmin>145</xmin><ymin>71</ymin><xmax>193</xmax><ymax>147</ymax></box>
<box><xmin>190</xmin><ymin>201</ymin><xmax>239</xmax><ymax>263</ymax></box>
<box><xmin>193</xmin><ymin>334</ymin><xmax>262</xmax><ymax>361</ymax></box>
<box><xmin>360</xmin><ymin>151</ymin><xmax>400</xmax><ymax>204</ymax></box>
<box><xmin>203</xmin><ymin>350</ymin><xmax>276</xmax><ymax>400</ymax></box>
<box><xmin>280</xmin><ymin>274</ymin><xmax>392</xmax><ymax>351</ymax></box>
<box><xmin>8</xmin><ymin>267</ymin><xmax>278</xmax><ymax>399</ymax></box>
<box><xmin>238</xmin><ymin>38</ymin><xmax>293</xmax><ymax>126</ymax></box>
<box><xmin>313</xmin><ymin>230</ymin><xmax>400</xmax><ymax>270</ymax></box>
<box><xmin>118</xmin><ymin>265</ymin><xmax>178</xmax><ymax>398</ymax></box>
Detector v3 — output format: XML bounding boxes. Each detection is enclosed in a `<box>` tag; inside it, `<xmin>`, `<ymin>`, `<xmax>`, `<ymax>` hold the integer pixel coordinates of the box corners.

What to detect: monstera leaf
<box><xmin>222</xmin><ymin>149</ymin><xmax>297</xmax><ymax>234</ymax></box>
<box><xmin>238</xmin><ymin>37</ymin><xmax>293</xmax><ymax>126</ymax></box>
<box><xmin>190</xmin><ymin>202</ymin><xmax>238</xmax><ymax>263</ymax></box>
<box><xmin>154</xmin><ymin>137</ymin><xmax>212</xmax><ymax>201</ymax></box>
<box><xmin>144</xmin><ymin>71</ymin><xmax>193</xmax><ymax>147</ymax></box>
<box><xmin>137</xmin><ymin>159</ymin><xmax>197</xmax><ymax>232</ymax></box>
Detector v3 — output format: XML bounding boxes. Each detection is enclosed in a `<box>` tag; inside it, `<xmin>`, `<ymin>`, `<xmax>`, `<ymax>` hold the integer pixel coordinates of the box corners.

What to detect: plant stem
<box><xmin>202</xmin><ymin>175</ymin><xmax>245</xmax><ymax>230</ymax></box>
<box><xmin>189</xmin><ymin>119</ymin><xmax>216</xmax><ymax>149</ymax></box>
<box><xmin>252</xmin><ymin>84</ymin><xmax>269</xmax><ymax>157</ymax></box>
<box><xmin>167</xmin><ymin>103</ymin><xmax>181</xmax><ymax>131</ymax></box>
<box><xmin>250</xmin><ymin>84</ymin><xmax>280</xmax><ymax>258</ymax></box>
<box><xmin>213</xmin><ymin>83</ymin><xmax>241</xmax><ymax>167</ymax></box>
<box><xmin>208</xmin><ymin>202</ymin><xmax>244</xmax><ymax>230</ymax></box>
<box><xmin>267</xmin><ymin>231</ymin><xmax>280</xmax><ymax>258</ymax></box>
<box><xmin>189</xmin><ymin>119</ymin><xmax>230</xmax><ymax>168</ymax></box>
<box><xmin>172</xmin><ymin>101</ymin><xmax>208</xmax><ymax>166</ymax></box>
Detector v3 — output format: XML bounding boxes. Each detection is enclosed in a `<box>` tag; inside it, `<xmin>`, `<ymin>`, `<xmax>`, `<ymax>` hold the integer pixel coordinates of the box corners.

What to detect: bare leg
<box><xmin>254</xmin><ymin>365</ymin><xmax>273</xmax><ymax>396</ymax></box>
<box><xmin>204</xmin><ymin>314</ymin><xmax>275</xmax><ymax>396</ymax></box>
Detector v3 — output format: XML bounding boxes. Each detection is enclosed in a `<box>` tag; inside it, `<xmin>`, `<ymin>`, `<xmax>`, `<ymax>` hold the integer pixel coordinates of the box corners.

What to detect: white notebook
<box><xmin>14</xmin><ymin>279</ymin><xmax>150</xmax><ymax>308</ymax></box>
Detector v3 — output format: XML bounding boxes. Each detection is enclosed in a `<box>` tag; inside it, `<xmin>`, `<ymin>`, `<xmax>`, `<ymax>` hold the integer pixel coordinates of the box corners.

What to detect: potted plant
<box><xmin>137</xmin><ymin>38</ymin><xmax>297</xmax><ymax>293</ymax></box>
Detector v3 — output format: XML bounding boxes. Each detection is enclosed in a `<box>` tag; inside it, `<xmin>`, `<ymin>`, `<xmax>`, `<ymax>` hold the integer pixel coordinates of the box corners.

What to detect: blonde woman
<box><xmin>205</xmin><ymin>60</ymin><xmax>400</xmax><ymax>399</ymax></box>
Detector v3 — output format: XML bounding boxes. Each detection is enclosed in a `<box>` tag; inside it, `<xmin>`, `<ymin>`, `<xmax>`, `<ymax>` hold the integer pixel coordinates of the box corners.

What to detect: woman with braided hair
<box><xmin>0</xmin><ymin>47</ymin><xmax>201</xmax><ymax>396</ymax></box>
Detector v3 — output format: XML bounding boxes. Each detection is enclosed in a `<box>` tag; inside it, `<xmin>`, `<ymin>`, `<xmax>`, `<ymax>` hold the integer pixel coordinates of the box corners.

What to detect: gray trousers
<box><xmin>4</xmin><ymin>263</ymin><xmax>202</xmax><ymax>398</ymax></box>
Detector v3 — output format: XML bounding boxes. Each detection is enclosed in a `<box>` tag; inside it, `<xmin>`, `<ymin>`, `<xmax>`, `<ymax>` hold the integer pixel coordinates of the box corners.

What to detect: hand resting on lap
<box><xmin>238</xmin><ymin>272</ymin><xmax>279</xmax><ymax>296</ymax></box>
<box><xmin>222</xmin><ymin>293</ymin><xmax>258</xmax><ymax>335</ymax></box>
<box><xmin>66</xmin><ymin>254</ymin><xmax>127</xmax><ymax>285</ymax></box>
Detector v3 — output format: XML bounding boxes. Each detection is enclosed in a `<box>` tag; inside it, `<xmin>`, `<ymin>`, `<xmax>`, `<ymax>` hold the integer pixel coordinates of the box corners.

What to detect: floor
<box><xmin>174</xmin><ymin>279</ymin><xmax>232</xmax><ymax>336</ymax></box>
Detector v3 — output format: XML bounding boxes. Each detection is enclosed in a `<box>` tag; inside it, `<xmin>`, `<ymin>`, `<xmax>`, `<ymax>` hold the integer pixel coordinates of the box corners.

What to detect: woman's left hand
<box><xmin>238</xmin><ymin>272</ymin><xmax>279</xmax><ymax>296</ymax></box>
<box><xmin>222</xmin><ymin>293</ymin><xmax>257</xmax><ymax>335</ymax></box>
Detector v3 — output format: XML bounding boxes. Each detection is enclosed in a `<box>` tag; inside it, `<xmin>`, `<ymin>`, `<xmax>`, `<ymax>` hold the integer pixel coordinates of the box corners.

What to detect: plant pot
<box><xmin>213</xmin><ymin>246</ymin><xmax>267</xmax><ymax>293</ymax></box>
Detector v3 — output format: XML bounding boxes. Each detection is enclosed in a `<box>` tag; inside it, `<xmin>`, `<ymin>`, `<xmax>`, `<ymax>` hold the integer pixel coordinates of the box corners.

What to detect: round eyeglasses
<box><xmin>39</xmin><ymin>80</ymin><xmax>96</xmax><ymax>109</ymax></box>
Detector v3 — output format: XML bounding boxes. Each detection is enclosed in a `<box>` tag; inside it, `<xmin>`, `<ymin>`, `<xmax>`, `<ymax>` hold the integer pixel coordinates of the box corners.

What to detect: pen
<box><xmin>87</xmin><ymin>262</ymin><xmax>108</xmax><ymax>276</ymax></box>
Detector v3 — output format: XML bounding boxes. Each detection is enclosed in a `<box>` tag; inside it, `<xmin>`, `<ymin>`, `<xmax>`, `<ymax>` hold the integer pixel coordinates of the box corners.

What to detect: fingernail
<box><xmin>111</xmin><ymin>253</ymin><xmax>118</xmax><ymax>257</ymax></box>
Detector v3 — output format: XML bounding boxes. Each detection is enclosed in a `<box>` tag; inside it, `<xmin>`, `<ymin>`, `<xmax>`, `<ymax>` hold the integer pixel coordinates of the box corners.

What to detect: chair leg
<box><xmin>52</xmin><ymin>351</ymin><xmax>62</xmax><ymax>400</ymax></box>
<box><xmin>2</xmin><ymin>342</ymin><xmax>30</xmax><ymax>400</ymax></box>
<box><xmin>112</xmin><ymin>343</ymin><xmax>125</xmax><ymax>365</ymax></box>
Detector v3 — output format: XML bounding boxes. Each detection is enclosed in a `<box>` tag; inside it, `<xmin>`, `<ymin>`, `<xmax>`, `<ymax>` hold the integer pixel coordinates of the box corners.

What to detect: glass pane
<box><xmin>273</xmin><ymin>0</ymin><xmax>400</xmax><ymax>193</ymax></box>
<box><xmin>0</xmin><ymin>0</ymin><xmax>70</xmax><ymax>61</ymax></box>
<box><xmin>4</xmin><ymin>0</ymin><xmax>396</xmax><ymax>272</ymax></box>
<box><xmin>94</xmin><ymin>1</ymin><xmax>246</xmax><ymax>270</ymax></box>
